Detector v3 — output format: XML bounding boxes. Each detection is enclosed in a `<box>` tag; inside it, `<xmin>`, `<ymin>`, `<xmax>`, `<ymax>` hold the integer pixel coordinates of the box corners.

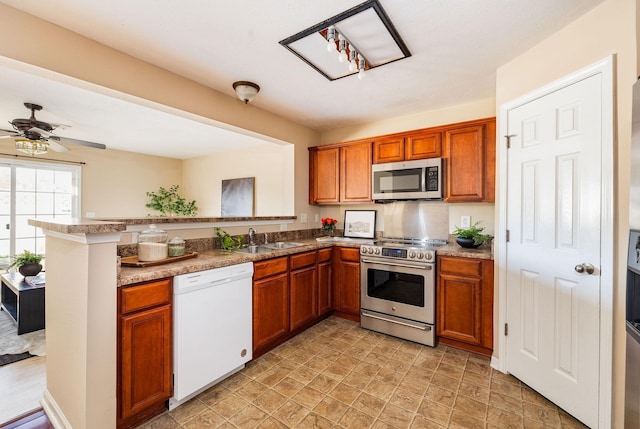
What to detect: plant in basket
<box><xmin>10</xmin><ymin>249</ymin><xmax>43</xmax><ymax>276</ymax></box>
<box><xmin>452</xmin><ymin>221</ymin><xmax>493</xmax><ymax>249</ymax></box>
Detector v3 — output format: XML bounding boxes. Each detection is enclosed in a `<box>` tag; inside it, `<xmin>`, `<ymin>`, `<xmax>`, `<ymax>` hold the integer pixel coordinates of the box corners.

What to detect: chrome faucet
<box><xmin>248</xmin><ymin>228</ymin><xmax>256</xmax><ymax>246</ymax></box>
<box><xmin>263</xmin><ymin>232</ymin><xmax>268</xmax><ymax>245</ymax></box>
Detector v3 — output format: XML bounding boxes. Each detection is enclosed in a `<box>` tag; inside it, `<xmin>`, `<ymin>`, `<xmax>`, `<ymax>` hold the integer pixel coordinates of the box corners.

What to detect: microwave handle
<box><xmin>421</xmin><ymin>167</ymin><xmax>426</xmax><ymax>192</ymax></box>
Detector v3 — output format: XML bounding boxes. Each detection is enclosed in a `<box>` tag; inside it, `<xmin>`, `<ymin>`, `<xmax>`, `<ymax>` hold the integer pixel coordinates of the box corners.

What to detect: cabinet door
<box><xmin>406</xmin><ymin>131</ymin><xmax>442</xmax><ymax>160</ymax></box>
<box><xmin>253</xmin><ymin>273</ymin><xmax>289</xmax><ymax>352</ymax></box>
<box><xmin>290</xmin><ymin>265</ymin><xmax>317</xmax><ymax>331</ymax></box>
<box><xmin>340</xmin><ymin>142</ymin><xmax>372</xmax><ymax>202</ymax></box>
<box><xmin>120</xmin><ymin>305</ymin><xmax>172</xmax><ymax>421</ymax></box>
<box><xmin>443</xmin><ymin>118</ymin><xmax>495</xmax><ymax>202</ymax></box>
<box><xmin>373</xmin><ymin>136</ymin><xmax>405</xmax><ymax>164</ymax></box>
<box><xmin>309</xmin><ymin>147</ymin><xmax>340</xmax><ymax>204</ymax></box>
<box><xmin>437</xmin><ymin>273</ymin><xmax>482</xmax><ymax>345</ymax></box>
<box><xmin>317</xmin><ymin>249</ymin><xmax>333</xmax><ymax>316</ymax></box>
<box><xmin>333</xmin><ymin>248</ymin><xmax>361</xmax><ymax>316</ymax></box>
<box><xmin>444</xmin><ymin>124</ymin><xmax>485</xmax><ymax>202</ymax></box>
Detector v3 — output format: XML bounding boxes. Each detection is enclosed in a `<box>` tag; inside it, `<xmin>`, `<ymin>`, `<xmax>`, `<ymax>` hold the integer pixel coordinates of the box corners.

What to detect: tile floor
<box><xmin>138</xmin><ymin>316</ymin><xmax>587</xmax><ymax>429</ymax></box>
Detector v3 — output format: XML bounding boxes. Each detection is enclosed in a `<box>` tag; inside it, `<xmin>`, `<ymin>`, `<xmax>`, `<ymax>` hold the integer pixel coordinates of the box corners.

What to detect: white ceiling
<box><xmin>0</xmin><ymin>0</ymin><xmax>603</xmax><ymax>159</ymax></box>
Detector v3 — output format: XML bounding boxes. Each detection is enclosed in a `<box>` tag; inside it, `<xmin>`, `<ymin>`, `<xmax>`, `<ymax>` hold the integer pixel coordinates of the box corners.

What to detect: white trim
<box><xmin>496</xmin><ymin>55</ymin><xmax>614</xmax><ymax>428</ymax></box>
<box><xmin>41</xmin><ymin>388</ymin><xmax>72</xmax><ymax>429</ymax></box>
<box><xmin>44</xmin><ymin>230</ymin><xmax>122</xmax><ymax>244</ymax></box>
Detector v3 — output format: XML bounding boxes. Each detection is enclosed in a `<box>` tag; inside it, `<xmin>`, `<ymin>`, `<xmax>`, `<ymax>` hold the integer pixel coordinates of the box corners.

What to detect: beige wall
<box><xmin>183</xmin><ymin>142</ymin><xmax>294</xmax><ymax>217</ymax></box>
<box><xmin>495</xmin><ymin>0</ymin><xmax>635</xmax><ymax>426</ymax></box>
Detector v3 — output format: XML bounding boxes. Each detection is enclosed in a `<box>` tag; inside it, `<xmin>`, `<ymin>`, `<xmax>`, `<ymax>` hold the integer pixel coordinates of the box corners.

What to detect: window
<box><xmin>0</xmin><ymin>160</ymin><xmax>80</xmax><ymax>268</ymax></box>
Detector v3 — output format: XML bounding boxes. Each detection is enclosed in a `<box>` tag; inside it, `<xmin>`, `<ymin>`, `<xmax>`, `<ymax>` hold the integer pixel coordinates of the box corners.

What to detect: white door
<box><xmin>505</xmin><ymin>74</ymin><xmax>602</xmax><ymax>427</ymax></box>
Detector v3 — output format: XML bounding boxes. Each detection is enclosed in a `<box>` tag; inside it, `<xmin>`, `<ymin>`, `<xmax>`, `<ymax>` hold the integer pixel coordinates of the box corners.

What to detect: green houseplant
<box><xmin>215</xmin><ymin>228</ymin><xmax>243</xmax><ymax>252</ymax></box>
<box><xmin>146</xmin><ymin>185</ymin><xmax>198</xmax><ymax>217</ymax></box>
<box><xmin>10</xmin><ymin>249</ymin><xmax>44</xmax><ymax>276</ymax></box>
<box><xmin>452</xmin><ymin>221</ymin><xmax>493</xmax><ymax>248</ymax></box>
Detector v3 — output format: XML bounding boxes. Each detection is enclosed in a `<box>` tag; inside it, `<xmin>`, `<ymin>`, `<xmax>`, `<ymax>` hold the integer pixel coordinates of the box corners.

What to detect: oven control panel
<box><xmin>360</xmin><ymin>245</ymin><xmax>435</xmax><ymax>262</ymax></box>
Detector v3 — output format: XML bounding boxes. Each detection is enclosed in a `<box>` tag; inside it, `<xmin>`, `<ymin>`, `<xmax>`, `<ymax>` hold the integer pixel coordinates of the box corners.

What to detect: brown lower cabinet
<box><xmin>253</xmin><ymin>246</ymin><xmax>361</xmax><ymax>357</ymax></box>
<box><xmin>117</xmin><ymin>278</ymin><xmax>173</xmax><ymax>429</ymax></box>
<box><xmin>332</xmin><ymin>247</ymin><xmax>361</xmax><ymax>321</ymax></box>
<box><xmin>436</xmin><ymin>256</ymin><xmax>494</xmax><ymax>356</ymax></box>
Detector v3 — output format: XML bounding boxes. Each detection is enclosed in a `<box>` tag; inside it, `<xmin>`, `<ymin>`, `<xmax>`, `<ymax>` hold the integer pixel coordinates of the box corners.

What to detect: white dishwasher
<box><xmin>169</xmin><ymin>262</ymin><xmax>253</xmax><ymax>410</ymax></box>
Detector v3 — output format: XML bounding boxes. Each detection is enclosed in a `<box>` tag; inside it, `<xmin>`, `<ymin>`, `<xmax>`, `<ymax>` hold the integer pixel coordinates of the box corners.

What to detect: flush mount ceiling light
<box><xmin>232</xmin><ymin>81</ymin><xmax>261</xmax><ymax>104</ymax></box>
<box><xmin>15</xmin><ymin>138</ymin><xmax>48</xmax><ymax>156</ymax></box>
<box><xmin>279</xmin><ymin>0</ymin><xmax>410</xmax><ymax>81</ymax></box>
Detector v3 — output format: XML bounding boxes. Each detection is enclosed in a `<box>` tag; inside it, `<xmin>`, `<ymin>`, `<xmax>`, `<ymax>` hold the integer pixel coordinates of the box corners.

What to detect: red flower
<box><xmin>321</xmin><ymin>217</ymin><xmax>337</xmax><ymax>229</ymax></box>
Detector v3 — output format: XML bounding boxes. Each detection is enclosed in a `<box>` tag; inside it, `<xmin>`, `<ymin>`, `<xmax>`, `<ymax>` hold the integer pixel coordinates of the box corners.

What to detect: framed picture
<box><xmin>343</xmin><ymin>210</ymin><xmax>376</xmax><ymax>239</ymax></box>
<box><xmin>221</xmin><ymin>177</ymin><xmax>255</xmax><ymax>217</ymax></box>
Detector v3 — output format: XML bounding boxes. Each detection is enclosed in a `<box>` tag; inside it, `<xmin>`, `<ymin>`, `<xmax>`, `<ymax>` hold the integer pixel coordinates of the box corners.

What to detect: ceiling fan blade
<box><xmin>0</xmin><ymin>128</ymin><xmax>19</xmax><ymax>137</ymax></box>
<box><xmin>46</xmin><ymin>138</ymin><xmax>70</xmax><ymax>153</ymax></box>
<box><xmin>28</xmin><ymin>127</ymin><xmax>52</xmax><ymax>137</ymax></box>
<box><xmin>52</xmin><ymin>135</ymin><xmax>106</xmax><ymax>150</ymax></box>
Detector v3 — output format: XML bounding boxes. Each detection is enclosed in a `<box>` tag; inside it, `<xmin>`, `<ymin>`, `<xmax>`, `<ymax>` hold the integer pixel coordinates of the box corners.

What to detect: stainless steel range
<box><xmin>360</xmin><ymin>238</ymin><xmax>446</xmax><ymax>347</ymax></box>
<box><xmin>359</xmin><ymin>201</ymin><xmax>449</xmax><ymax>346</ymax></box>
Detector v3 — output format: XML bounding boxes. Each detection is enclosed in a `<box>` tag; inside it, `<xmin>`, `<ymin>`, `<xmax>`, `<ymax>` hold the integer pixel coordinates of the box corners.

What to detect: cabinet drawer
<box><xmin>120</xmin><ymin>278</ymin><xmax>172</xmax><ymax>315</ymax></box>
<box><xmin>338</xmin><ymin>247</ymin><xmax>360</xmax><ymax>263</ymax></box>
<box><xmin>439</xmin><ymin>257</ymin><xmax>483</xmax><ymax>277</ymax></box>
<box><xmin>254</xmin><ymin>257</ymin><xmax>288</xmax><ymax>280</ymax></box>
<box><xmin>318</xmin><ymin>248</ymin><xmax>332</xmax><ymax>263</ymax></box>
<box><xmin>290</xmin><ymin>251</ymin><xmax>317</xmax><ymax>270</ymax></box>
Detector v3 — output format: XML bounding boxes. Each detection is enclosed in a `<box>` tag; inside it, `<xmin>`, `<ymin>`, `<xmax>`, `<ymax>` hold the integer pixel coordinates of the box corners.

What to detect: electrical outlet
<box><xmin>280</xmin><ymin>223</ymin><xmax>288</xmax><ymax>231</ymax></box>
<box><xmin>300</xmin><ymin>213</ymin><xmax>308</xmax><ymax>223</ymax></box>
<box><xmin>461</xmin><ymin>216</ymin><xmax>471</xmax><ymax>228</ymax></box>
<box><xmin>314</xmin><ymin>214</ymin><xmax>319</xmax><ymax>222</ymax></box>
<box><xmin>86</xmin><ymin>212</ymin><xmax>96</xmax><ymax>218</ymax></box>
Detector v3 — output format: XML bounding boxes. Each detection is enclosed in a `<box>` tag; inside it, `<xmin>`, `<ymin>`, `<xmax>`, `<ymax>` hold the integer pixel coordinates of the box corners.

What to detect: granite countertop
<box><xmin>119</xmin><ymin>238</ymin><xmax>493</xmax><ymax>286</ymax></box>
<box><xmin>436</xmin><ymin>243</ymin><xmax>493</xmax><ymax>260</ymax></box>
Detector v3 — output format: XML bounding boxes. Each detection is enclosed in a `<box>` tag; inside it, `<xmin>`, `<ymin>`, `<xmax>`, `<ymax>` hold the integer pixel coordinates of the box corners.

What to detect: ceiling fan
<box><xmin>0</xmin><ymin>103</ymin><xmax>107</xmax><ymax>154</ymax></box>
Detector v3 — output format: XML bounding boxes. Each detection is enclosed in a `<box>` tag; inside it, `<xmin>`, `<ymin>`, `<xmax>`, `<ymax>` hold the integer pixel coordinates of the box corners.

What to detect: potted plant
<box><xmin>10</xmin><ymin>249</ymin><xmax>44</xmax><ymax>276</ymax></box>
<box><xmin>321</xmin><ymin>217</ymin><xmax>338</xmax><ymax>237</ymax></box>
<box><xmin>146</xmin><ymin>185</ymin><xmax>198</xmax><ymax>217</ymax></box>
<box><xmin>452</xmin><ymin>221</ymin><xmax>493</xmax><ymax>249</ymax></box>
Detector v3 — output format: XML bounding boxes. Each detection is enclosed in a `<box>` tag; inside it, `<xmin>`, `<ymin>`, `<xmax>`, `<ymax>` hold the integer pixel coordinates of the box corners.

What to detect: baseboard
<box><xmin>41</xmin><ymin>389</ymin><xmax>71</xmax><ymax>429</ymax></box>
<box><xmin>490</xmin><ymin>355</ymin><xmax>502</xmax><ymax>371</ymax></box>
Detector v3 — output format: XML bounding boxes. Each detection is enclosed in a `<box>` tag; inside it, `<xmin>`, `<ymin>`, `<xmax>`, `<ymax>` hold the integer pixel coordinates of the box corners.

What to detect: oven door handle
<box><xmin>361</xmin><ymin>310</ymin><xmax>432</xmax><ymax>331</ymax></box>
<box><xmin>361</xmin><ymin>258</ymin><xmax>432</xmax><ymax>270</ymax></box>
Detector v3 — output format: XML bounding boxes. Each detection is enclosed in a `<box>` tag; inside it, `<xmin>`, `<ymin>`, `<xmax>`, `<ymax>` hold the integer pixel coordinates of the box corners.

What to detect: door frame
<box><xmin>495</xmin><ymin>56</ymin><xmax>614</xmax><ymax>427</ymax></box>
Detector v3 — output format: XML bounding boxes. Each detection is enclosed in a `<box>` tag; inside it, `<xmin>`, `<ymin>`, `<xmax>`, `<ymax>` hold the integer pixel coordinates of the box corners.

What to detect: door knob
<box><xmin>574</xmin><ymin>263</ymin><xmax>595</xmax><ymax>275</ymax></box>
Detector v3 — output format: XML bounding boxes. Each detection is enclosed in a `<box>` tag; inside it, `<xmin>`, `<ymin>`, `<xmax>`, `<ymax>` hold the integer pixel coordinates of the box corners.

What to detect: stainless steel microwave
<box><xmin>371</xmin><ymin>158</ymin><xmax>442</xmax><ymax>201</ymax></box>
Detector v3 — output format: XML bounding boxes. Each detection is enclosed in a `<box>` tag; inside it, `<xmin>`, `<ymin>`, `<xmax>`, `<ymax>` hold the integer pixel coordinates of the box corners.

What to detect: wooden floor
<box><xmin>0</xmin><ymin>355</ymin><xmax>46</xmax><ymax>425</ymax></box>
<box><xmin>0</xmin><ymin>409</ymin><xmax>52</xmax><ymax>429</ymax></box>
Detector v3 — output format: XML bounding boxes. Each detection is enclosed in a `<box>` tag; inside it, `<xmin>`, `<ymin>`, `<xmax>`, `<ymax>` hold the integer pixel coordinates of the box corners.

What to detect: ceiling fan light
<box><xmin>232</xmin><ymin>81</ymin><xmax>260</xmax><ymax>104</ymax></box>
<box><xmin>15</xmin><ymin>139</ymin><xmax>48</xmax><ymax>156</ymax></box>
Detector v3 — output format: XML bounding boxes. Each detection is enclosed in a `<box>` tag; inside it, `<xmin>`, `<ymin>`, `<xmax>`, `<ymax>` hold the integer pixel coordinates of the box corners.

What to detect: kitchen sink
<box><xmin>234</xmin><ymin>242</ymin><xmax>305</xmax><ymax>254</ymax></box>
<box><xmin>234</xmin><ymin>245</ymin><xmax>272</xmax><ymax>254</ymax></box>
<box><xmin>262</xmin><ymin>242</ymin><xmax>304</xmax><ymax>250</ymax></box>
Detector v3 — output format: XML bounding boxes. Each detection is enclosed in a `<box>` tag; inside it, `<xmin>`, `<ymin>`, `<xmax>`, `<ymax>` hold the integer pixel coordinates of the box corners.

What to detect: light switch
<box><xmin>301</xmin><ymin>213</ymin><xmax>308</xmax><ymax>223</ymax></box>
<box><xmin>86</xmin><ymin>212</ymin><xmax>96</xmax><ymax>218</ymax></box>
<box><xmin>461</xmin><ymin>216</ymin><xmax>471</xmax><ymax>228</ymax></box>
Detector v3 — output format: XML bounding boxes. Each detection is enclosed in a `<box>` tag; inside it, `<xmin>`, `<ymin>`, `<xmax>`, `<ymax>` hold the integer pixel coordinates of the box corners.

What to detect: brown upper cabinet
<box><xmin>310</xmin><ymin>117</ymin><xmax>495</xmax><ymax>204</ymax></box>
<box><xmin>373</xmin><ymin>130</ymin><xmax>442</xmax><ymax>164</ymax></box>
<box><xmin>309</xmin><ymin>140</ymin><xmax>372</xmax><ymax>204</ymax></box>
<box><xmin>443</xmin><ymin>118</ymin><xmax>496</xmax><ymax>203</ymax></box>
